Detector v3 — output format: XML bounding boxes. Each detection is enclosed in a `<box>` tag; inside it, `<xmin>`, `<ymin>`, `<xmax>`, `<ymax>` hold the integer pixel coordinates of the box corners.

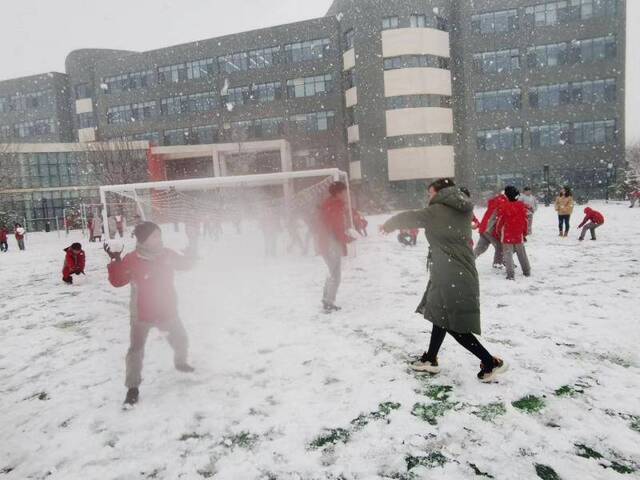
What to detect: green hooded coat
<box><xmin>383</xmin><ymin>186</ymin><xmax>481</xmax><ymax>335</ymax></box>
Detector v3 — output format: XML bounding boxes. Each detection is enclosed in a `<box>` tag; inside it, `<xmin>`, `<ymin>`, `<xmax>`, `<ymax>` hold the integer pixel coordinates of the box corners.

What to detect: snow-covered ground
<box><xmin>1</xmin><ymin>201</ymin><xmax>639</xmax><ymax>479</ymax></box>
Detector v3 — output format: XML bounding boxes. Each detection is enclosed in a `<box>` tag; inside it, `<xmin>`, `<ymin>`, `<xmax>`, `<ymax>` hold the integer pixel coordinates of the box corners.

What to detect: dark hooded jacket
<box><xmin>383</xmin><ymin>186</ymin><xmax>481</xmax><ymax>334</ymax></box>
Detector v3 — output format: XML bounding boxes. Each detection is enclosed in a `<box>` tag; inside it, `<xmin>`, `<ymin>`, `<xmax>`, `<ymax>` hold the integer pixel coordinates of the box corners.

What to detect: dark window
<box><xmin>247</xmin><ymin>46</ymin><xmax>280</xmax><ymax>69</ymax></box>
<box><xmin>290</xmin><ymin>111</ymin><xmax>336</xmax><ymax>133</ymax></box>
<box><xmin>474</xmin><ymin>89</ymin><xmax>522</xmax><ymax>112</ymax></box>
<box><xmin>383</xmin><ymin>55</ymin><xmax>449</xmax><ymax>70</ymax></box>
<box><xmin>345</xmin><ymin>70</ymin><xmax>356</xmax><ymax>90</ymax></box>
<box><xmin>14</xmin><ymin>118</ymin><xmax>56</xmax><ymax>138</ymax></box>
<box><xmin>160</xmin><ymin>92</ymin><xmax>217</xmax><ymax>116</ymax></box>
<box><xmin>251</xmin><ymin>81</ymin><xmax>282</xmax><ymax>103</ymax></box>
<box><xmin>386</xmin><ymin>95</ymin><xmax>451</xmax><ymax>109</ymax></box>
<box><xmin>382</xmin><ymin>16</ymin><xmax>399</xmax><ymax>30</ymax></box>
<box><xmin>224</xmin><ymin>85</ymin><xmax>251</xmax><ymax>107</ymax></box>
<box><xmin>158</xmin><ymin>63</ymin><xmax>188</xmax><ymax>83</ymax></box>
<box><xmin>572</xmin><ymin>119</ymin><xmax>616</xmax><ymax>144</ymax></box>
<box><xmin>283</xmin><ymin>38</ymin><xmax>330</xmax><ymax>63</ymax></box>
<box><xmin>102</xmin><ymin>70</ymin><xmax>153</xmax><ymax>94</ymax></box>
<box><xmin>76</xmin><ymin>112</ymin><xmax>96</xmax><ymax>129</ymax></box>
<box><xmin>472</xmin><ymin>49</ymin><xmax>520</xmax><ymax>74</ymax></box>
<box><xmin>529</xmin><ymin>123</ymin><xmax>570</xmax><ymax>148</ymax></box>
<box><xmin>476</xmin><ymin>127</ymin><xmax>523</xmax><ymax>150</ymax></box>
<box><xmin>471</xmin><ymin>9</ymin><xmax>518</xmax><ymax>34</ymax></box>
<box><xmin>343</xmin><ymin>29</ymin><xmax>355</xmax><ymax>50</ymax></box>
<box><xmin>75</xmin><ymin>83</ymin><xmax>93</xmax><ymax>99</ymax></box>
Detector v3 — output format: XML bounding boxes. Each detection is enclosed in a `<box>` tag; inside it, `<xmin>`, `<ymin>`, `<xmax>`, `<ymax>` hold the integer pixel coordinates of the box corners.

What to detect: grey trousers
<box><xmin>17</xmin><ymin>238</ymin><xmax>25</xmax><ymax>250</ymax></box>
<box><xmin>579</xmin><ymin>222</ymin><xmax>600</xmax><ymax>240</ymax></box>
<box><xmin>527</xmin><ymin>215</ymin><xmax>534</xmax><ymax>234</ymax></box>
<box><xmin>474</xmin><ymin>232</ymin><xmax>503</xmax><ymax>265</ymax></box>
<box><xmin>125</xmin><ymin>319</ymin><xmax>189</xmax><ymax>388</ymax></box>
<box><xmin>322</xmin><ymin>237</ymin><xmax>342</xmax><ymax>306</ymax></box>
<box><xmin>503</xmin><ymin>243</ymin><xmax>531</xmax><ymax>279</ymax></box>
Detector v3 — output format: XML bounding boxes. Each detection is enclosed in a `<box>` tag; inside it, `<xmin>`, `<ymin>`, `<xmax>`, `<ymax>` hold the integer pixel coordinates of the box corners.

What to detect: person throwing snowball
<box><xmin>380</xmin><ymin>179</ymin><xmax>507</xmax><ymax>382</ymax></box>
<box><xmin>104</xmin><ymin>221</ymin><xmax>196</xmax><ymax>406</ymax></box>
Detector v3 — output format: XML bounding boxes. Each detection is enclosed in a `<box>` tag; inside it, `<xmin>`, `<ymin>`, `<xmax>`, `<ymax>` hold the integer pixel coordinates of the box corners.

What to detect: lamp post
<box><xmin>543</xmin><ymin>164</ymin><xmax>550</xmax><ymax>206</ymax></box>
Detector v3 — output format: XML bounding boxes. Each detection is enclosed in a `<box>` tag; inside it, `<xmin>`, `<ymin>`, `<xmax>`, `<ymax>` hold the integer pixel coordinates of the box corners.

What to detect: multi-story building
<box><xmin>0</xmin><ymin>0</ymin><xmax>627</xmax><ymax>223</ymax></box>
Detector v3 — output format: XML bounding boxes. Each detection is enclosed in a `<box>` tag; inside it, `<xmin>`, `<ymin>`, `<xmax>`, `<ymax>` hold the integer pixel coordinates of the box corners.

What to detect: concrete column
<box><xmin>212</xmin><ymin>148</ymin><xmax>220</xmax><ymax>177</ymax></box>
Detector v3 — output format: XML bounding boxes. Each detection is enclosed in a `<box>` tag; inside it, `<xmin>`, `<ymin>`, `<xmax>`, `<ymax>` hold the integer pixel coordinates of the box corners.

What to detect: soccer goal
<box><xmin>98</xmin><ymin>168</ymin><xmax>353</xmax><ymax>242</ymax></box>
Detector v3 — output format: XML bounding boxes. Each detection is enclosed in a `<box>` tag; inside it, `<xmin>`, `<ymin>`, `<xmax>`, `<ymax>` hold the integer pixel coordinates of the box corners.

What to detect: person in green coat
<box><xmin>381</xmin><ymin>178</ymin><xmax>507</xmax><ymax>382</ymax></box>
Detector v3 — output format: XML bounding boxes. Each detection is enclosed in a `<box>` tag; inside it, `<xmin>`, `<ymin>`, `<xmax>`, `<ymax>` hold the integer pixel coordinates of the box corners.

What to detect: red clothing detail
<box><xmin>578</xmin><ymin>207</ymin><xmax>605</xmax><ymax>227</ymax></box>
<box><xmin>478</xmin><ymin>194</ymin><xmax>507</xmax><ymax>235</ymax></box>
<box><xmin>0</xmin><ymin>229</ymin><xmax>7</xmax><ymax>242</ymax></box>
<box><xmin>496</xmin><ymin>200</ymin><xmax>529</xmax><ymax>244</ymax></box>
<box><xmin>62</xmin><ymin>248</ymin><xmax>86</xmax><ymax>278</ymax></box>
<box><xmin>317</xmin><ymin>197</ymin><xmax>350</xmax><ymax>256</ymax></box>
<box><xmin>107</xmin><ymin>249</ymin><xmax>192</xmax><ymax>325</ymax></box>
<box><xmin>14</xmin><ymin>228</ymin><xmax>25</xmax><ymax>240</ymax></box>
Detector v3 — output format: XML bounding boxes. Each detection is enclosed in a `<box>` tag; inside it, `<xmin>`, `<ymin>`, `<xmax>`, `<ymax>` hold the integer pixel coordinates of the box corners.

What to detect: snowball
<box><xmin>104</xmin><ymin>239</ymin><xmax>124</xmax><ymax>254</ymax></box>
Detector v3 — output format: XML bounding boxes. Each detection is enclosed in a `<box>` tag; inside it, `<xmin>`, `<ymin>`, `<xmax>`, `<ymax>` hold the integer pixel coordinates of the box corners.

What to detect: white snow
<box><xmin>1</xmin><ymin>202</ymin><xmax>639</xmax><ymax>479</ymax></box>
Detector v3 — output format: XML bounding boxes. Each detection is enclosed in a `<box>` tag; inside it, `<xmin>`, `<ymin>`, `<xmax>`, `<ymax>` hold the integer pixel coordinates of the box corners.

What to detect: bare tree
<box><xmin>625</xmin><ymin>143</ymin><xmax>640</xmax><ymax>192</ymax></box>
<box><xmin>84</xmin><ymin>139</ymin><xmax>149</xmax><ymax>186</ymax></box>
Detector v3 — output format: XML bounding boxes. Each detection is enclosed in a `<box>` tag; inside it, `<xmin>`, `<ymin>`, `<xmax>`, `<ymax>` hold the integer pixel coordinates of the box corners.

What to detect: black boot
<box><xmin>124</xmin><ymin>387</ymin><xmax>139</xmax><ymax>405</ymax></box>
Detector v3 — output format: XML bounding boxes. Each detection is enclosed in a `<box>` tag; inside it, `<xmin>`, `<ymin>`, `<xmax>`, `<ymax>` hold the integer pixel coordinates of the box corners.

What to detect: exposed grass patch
<box><xmin>554</xmin><ymin>385</ymin><xmax>583</xmax><ymax>397</ymax></box>
<box><xmin>468</xmin><ymin>463</ymin><xmax>494</xmax><ymax>478</ymax></box>
<box><xmin>512</xmin><ymin>395</ymin><xmax>545</xmax><ymax>413</ymax></box>
<box><xmin>411</xmin><ymin>401</ymin><xmax>456</xmax><ymax>425</ymax></box>
<box><xmin>422</xmin><ymin>385</ymin><xmax>453</xmax><ymax>402</ymax></box>
<box><xmin>405</xmin><ymin>452</ymin><xmax>447</xmax><ymax>471</ymax></box>
<box><xmin>179</xmin><ymin>432</ymin><xmax>209</xmax><ymax>441</ymax></box>
<box><xmin>629</xmin><ymin>416</ymin><xmax>640</xmax><ymax>433</ymax></box>
<box><xmin>472</xmin><ymin>402</ymin><xmax>507</xmax><ymax>422</ymax></box>
<box><xmin>221</xmin><ymin>431</ymin><xmax>259</xmax><ymax>449</ymax></box>
<box><xmin>309</xmin><ymin>428</ymin><xmax>351</xmax><ymax>449</ymax></box>
<box><xmin>575</xmin><ymin>444</ymin><xmax>636</xmax><ymax>474</ymax></box>
<box><xmin>575</xmin><ymin>444</ymin><xmax>603</xmax><ymax>459</ymax></box>
<box><xmin>535</xmin><ymin>464</ymin><xmax>561</xmax><ymax>480</ymax></box>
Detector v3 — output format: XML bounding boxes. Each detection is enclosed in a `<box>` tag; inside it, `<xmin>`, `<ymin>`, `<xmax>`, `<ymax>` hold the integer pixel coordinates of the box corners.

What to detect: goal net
<box><xmin>99</xmin><ymin>168</ymin><xmax>353</xmax><ymax>255</ymax></box>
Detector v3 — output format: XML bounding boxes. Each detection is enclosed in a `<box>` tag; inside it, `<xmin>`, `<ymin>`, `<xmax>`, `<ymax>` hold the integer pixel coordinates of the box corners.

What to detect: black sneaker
<box><xmin>410</xmin><ymin>354</ymin><xmax>440</xmax><ymax>373</ymax></box>
<box><xmin>124</xmin><ymin>387</ymin><xmax>139</xmax><ymax>405</ymax></box>
<box><xmin>477</xmin><ymin>357</ymin><xmax>508</xmax><ymax>383</ymax></box>
<box><xmin>175</xmin><ymin>363</ymin><xmax>195</xmax><ymax>373</ymax></box>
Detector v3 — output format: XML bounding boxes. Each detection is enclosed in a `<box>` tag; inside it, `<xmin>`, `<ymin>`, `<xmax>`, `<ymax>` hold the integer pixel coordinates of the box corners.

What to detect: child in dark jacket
<box><xmin>496</xmin><ymin>186</ymin><xmax>531</xmax><ymax>280</ymax></box>
<box><xmin>105</xmin><ymin>221</ymin><xmax>196</xmax><ymax>406</ymax></box>
<box><xmin>577</xmin><ymin>207</ymin><xmax>605</xmax><ymax>241</ymax></box>
<box><xmin>62</xmin><ymin>243</ymin><xmax>86</xmax><ymax>284</ymax></box>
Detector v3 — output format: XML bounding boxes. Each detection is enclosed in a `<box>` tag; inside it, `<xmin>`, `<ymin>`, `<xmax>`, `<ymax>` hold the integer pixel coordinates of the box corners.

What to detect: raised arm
<box><xmin>382</xmin><ymin>209</ymin><xmax>431</xmax><ymax>233</ymax></box>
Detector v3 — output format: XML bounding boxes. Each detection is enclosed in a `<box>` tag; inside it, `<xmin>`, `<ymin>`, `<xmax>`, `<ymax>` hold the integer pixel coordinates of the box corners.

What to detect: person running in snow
<box><xmin>115</xmin><ymin>213</ymin><xmax>126</xmax><ymax>238</ymax></box>
<box><xmin>14</xmin><ymin>223</ymin><xmax>26</xmax><ymax>250</ymax></box>
<box><xmin>554</xmin><ymin>187</ymin><xmax>574</xmax><ymax>237</ymax></box>
<box><xmin>104</xmin><ymin>221</ymin><xmax>196</xmax><ymax>406</ymax></box>
<box><xmin>577</xmin><ymin>207</ymin><xmax>605</xmax><ymax>241</ymax></box>
<box><xmin>62</xmin><ymin>242</ymin><xmax>86</xmax><ymax>284</ymax></box>
<box><xmin>0</xmin><ymin>226</ymin><xmax>8</xmax><ymax>252</ymax></box>
<box><xmin>397</xmin><ymin>229</ymin><xmax>419</xmax><ymax>246</ymax></box>
<box><xmin>108</xmin><ymin>216</ymin><xmax>117</xmax><ymax>240</ymax></box>
<box><xmin>352</xmin><ymin>209</ymin><xmax>368</xmax><ymax>237</ymax></box>
<box><xmin>520</xmin><ymin>187</ymin><xmax>538</xmax><ymax>234</ymax></box>
<box><xmin>496</xmin><ymin>186</ymin><xmax>531</xmax><ymax>280</ymax></box>
<box><xmin>381</xmin><ymin>178</ymin><xmax>507</xmax><ymax>382</ymax></box>
<box><xmin>317</xmin><ymin>181</ymin><xmax>355</xmax><ymax>313</ymax></box>
<box><xmin>473</xmin><ymin>191</ymin><xmax>506</xmax><ymax>267</ymax></box>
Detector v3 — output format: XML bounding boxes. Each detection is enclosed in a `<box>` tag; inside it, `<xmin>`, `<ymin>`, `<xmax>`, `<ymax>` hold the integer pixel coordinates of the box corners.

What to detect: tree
<box><xmin>0</xmin><ymin>142</ymin><xmax>21</xmax><ymax>191</ymax></box>
<box><xmin>624</xmin><ymin>143</ymin><xmax>640</xmax><ymax>195</ymax></box>
<box><xmin>84</xmin><ymin>139</ymin><xmax>149</xmax><ymax>186</ymax></box>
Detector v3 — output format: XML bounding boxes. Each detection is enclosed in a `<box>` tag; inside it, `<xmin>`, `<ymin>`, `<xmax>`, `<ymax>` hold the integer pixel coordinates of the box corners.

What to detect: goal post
<box><xmin>98</xmin><ymin>168</ymin><xmax>353</xmax><ymax>240</ymax></box>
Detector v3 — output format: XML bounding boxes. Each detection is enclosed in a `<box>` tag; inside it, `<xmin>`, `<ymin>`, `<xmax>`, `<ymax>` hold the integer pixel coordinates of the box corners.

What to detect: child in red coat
<box><xmin>577</xmin><ymin>207</ymin><xmax>605</xmax><ymax>241</ymax></box>
<box><xmin>105</xmin><ymin>221</ymin><xmax>196</xmax><ymax>406</ymax></box>
<box><xmin>62</xmin><ymin>243</ymin><xmax>86</xmax><ymax>284</ymax></box>
<box><xmin>496</xmin><ymin>186</ymin><xmax>531</xmax><ymax>280</ymax></box>
<box><xmin>0</xmin><ymin>226</ymin><xmax>8</xmax><ymax>252</ymax></box>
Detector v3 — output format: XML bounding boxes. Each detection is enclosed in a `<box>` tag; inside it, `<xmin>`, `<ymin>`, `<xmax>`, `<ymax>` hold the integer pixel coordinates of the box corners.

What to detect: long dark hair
<box><xmin>563</xmin><ymin>186</ymin><xmax>573</xmax><ymax>197</ymax></box>
<box><xmin>428</xmin><ymin>178</ymin><xmax>456</xmax><ymax>192</ymax></box>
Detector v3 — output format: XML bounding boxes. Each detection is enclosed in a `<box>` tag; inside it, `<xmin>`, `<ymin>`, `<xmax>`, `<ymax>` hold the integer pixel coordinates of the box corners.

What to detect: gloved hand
<box><xmin>103</xmin><ymin>243</ymin><xmax>122</xmax><ymax>262</ymax></box>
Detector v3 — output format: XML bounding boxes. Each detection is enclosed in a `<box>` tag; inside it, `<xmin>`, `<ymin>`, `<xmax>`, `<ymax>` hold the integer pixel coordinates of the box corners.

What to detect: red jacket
<box><xmin>62</xmin><ymin>248</ymin><xmax>86</xmax><ymax>278</ymax></box>
<box><xmin>14</xmin><ymin>227</ymin><xmax>25</xmax><ymax>240</ymax></box>
<box><xmin>478</xmin><ymin>194</ymin><xmax>507</xmax><ymax>235</ymax></box>
<box><xmin>578</xmin><ymin>207</ymin><xmax>605</xmax><ymax>227</ymax></box>
<box><xmin>0</xmin><ymin>229</ymin><xmax>7</xmax><ymax>242</ymax></box>
<box><xmin>496</xmin><ymin>200</ymin><xmax>529</xmax><ymax>244</ymax></box>
<box><xmin>317</xmin><ymin>197</ymin><xmax>350</xmax><ymax>256</ymax></box>
<box><xmin>108</xmin><ymin>249</ymin><xmax>192</xmax><ymax>325</ymax></box>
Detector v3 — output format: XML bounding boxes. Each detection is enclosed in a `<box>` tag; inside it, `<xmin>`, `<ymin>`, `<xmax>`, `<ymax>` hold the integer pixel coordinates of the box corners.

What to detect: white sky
<box><xmin>0</xmin><ymin>0</ymin><xmax>637</xmax><ymax>144</ymax></box>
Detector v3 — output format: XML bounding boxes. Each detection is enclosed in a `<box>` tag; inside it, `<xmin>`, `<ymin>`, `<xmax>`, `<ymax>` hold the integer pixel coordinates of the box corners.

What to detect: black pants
<box><xmin>558</xmin><ymin>215</ymin><xmax>570</xmax><ymax>234</ymax></box>
<box><xmin>0</xmin><ymin>241</ymin><xmax>7</xmax><ymax>252</ymax></box>
<box><xmin>423</xmin><ymin>325</ymin><xmax>494</xmax><ymax>368</ymax></box>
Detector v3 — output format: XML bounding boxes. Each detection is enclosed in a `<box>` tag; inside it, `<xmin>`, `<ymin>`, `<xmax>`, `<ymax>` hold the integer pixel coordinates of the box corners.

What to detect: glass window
<box><xmin>158</xmin><ymin>63</ymin><xmax>188</xmax><ymax>83</ymax></box>
<box><xmin>473</xmin><ymin>49</ymin><xmax>520</xmax><ymax>74</ymax></box>
<box><xmin>474</xmin><ymin>89</ymin><xmax>522</xmax><ymax>112</ymax></box>
<box><xmin>572</xmin><ymin>119</ymin><xmax>616</xmax><ymax>144</ymax></box>
<box><xmin>383</xmin><ymin>55</ymin><xmax>449</xmax><ymax>70</ymax></box>
<box><xmin>224</xmin><ymin>85</ymin><xmax>251</xmax><ymax>107</ymax></box>
<box><xmin>410</xmin><ymin>14</ymin><xmax>427</xmax><ymax>28</ymax></box>
<box><xmin>476</xmin><ymin>127</ymin><xmax>523</xmax><ymax>150</ymax></box>
<box><xmin>13</xmin><ymin>118</ymin><xmax>56</xmax><ymax>138</ymax></box>
<box><xmin>163</xmin><ymin>128</ymin><xmax>190</xmax><ymax>146</ymax></box>
<box><xmin>75</xmin><ymin>83</ymin><xmax>93</xmax><ymax>99</ymax></box>
<box><xmin>526</xmin><ymin>42</ymin><xmax>568</xmax><ymax>68</ymax></box>
<box><xmin>286</xmin><ymin>74</ymin><xmax>334</xmax><ymax>98</ymax></box>
<box><xmin>386</xmin><ymin>95</ymin><xmax>451</xmax><ymax>109</ymax></box>
<box><xmin>0</xmin><ymin>97</ymin><xmax>9</xmax><ymax>113</ymax></box>
<box><xmin>77</xmin><ymin>112</ymin><xmax>96</xmax><ymax>129</ymax></box>
<box><xmin>283</xmin><ymin>38</ymin><xmax>330</xmax><ymax>63</ymax></box>
<box><xmin>185</xmin><ymin>58</ymin><xmax>216</xmax><ymax>80</ymax></box>
<box><xmin>247</xmin><ymin>46</ymin><xmax>280</xmax><ymax>69</ymax></box>
<box><xmin>471</xmin><ymin>9</ymin><xmax>518</xmax><ymax>34</ymax></box>
<box><xmin>190</xmin><ymin>125</ymin><xmax>219</xmax><ymax>144</ymax></box>
<box><xmin>218</xmin><ymin>52</ymin><xmax>249</xmax><ymax>73</ymax></box>
<box><xmin>251</xmin><ymin>81</ymin><xmax>282</xmax><ymax>103</ymax></box>
<box><xmin>290</xmin><ymin>111</ymin><xmax>336</xmax><ymax>133</ymax></box>
<box><xmin>382</xmin><ymin>16</ymin><xmax>399</xmax><ymax>30</ymax></box>
<box><xmin>343</xmin><ymin>29</ymin><xmax>355</xmax><ymax>50</ymax></box>
<box><xmin>345</xmin><ymin>70</ymin><xmax>356</xmax><ymax>90</ymax></box>
<box><xmin>160</xmin><ymin>91</ymin><xmax>217</xmax><ymax>115</ymax></box>
<box><xmin>102</xmin><ymin>70</ymin><xmax>153</xmax><ymax>94</ymax></box>
<box><xmin>529</xmin><ymin>123</ymin><xmax>570</xmax><ymax>148</ymax></box>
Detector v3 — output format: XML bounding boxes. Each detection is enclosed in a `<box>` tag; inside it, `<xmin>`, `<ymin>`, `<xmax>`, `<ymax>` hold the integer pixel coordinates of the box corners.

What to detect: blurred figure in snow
<box><xmin>317</xmin><ymin>181</ymin><xmax>356</xmax><ymax>313</ymax></box>
<box><xmin>0</xmin><ymin>225</ymin><xmax>8</xmax><ymax>252</ymax></box>
<box><xmin>577</xmin><ymin>207</ymin><xmax>605</xmax><ymax>241</ymax></box>
<box><xmin>115</xmin><ymin>212</ymin><xmax>126</xmax><ymax>238</ymax></box>
<box><xmin>185</xmin><ymin>219</ymin><xmax>200</xmax><ymax>256</ymax></box>
<box><xmin>629</xmin><ymin>190</ymin><xmax>640</xmax><ymax>208</ymax></box>
<box><xmin>397</xmin><ymin>229</ymin><xmax>419</xmax><ymax>246</ymax></box>
<box><xmin>105</xmin><ymin>221</ymin><xmax>196</xmax><ymax>406</ymax></box>
<box><xmin>474</xmin><ymin>190</ymin><xmax>506</xmax><ymax>267</ymax></box>
<box><xmin>62</xmin><ymin>242</ymin><xmax>86</xmax><ymax>284</ymax></box>
<box><xmin>352</xmin><ymin>209</ymin><xmax>368</xmax><ymax>237</ymax></box>
<box><xmin>520</xmin><ymin>187</ymin><xmax>538</xmax><ymax>234</ymax></box>
<box><xmin>496</xmin><ymin>186</ymin><xmax>530</xmax><ymax>280</ymax></box>
<box><xmin>108</xmin><ymin>215</ymin><xmax>117</xmax><ymax>240</ymax></box>
<box><xmin>554</xmin><ymin>187</ymin><xmax>574</xmax><ymax>237</ymax></box>
<box><xmin>14</xmin><ymin>223</ymin><xmax>26</xmax><ymax>251</ymax></box>
<box><xmin>90</xmin><ymin>215</ymin><xmax>103</xmax><ymax>243</ymax></box>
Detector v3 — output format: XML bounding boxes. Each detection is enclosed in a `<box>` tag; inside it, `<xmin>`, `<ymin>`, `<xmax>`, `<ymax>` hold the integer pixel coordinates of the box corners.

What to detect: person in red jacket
<box><xmin>317</xmin><ymin>182</ymin><xmax>355</xmax><ymax>313</ymax></box>
<box><xmin>577</xmin><ymin>207</ymin><xmax>605</xmax><ymax>241</ymax></box>
<box><xmin>352</xmin><ymin>209</ymin><xmax>368</xmax><ymax>237</ymax></box>
<box><xmin>62</xmin><ymin>242</ymin><xmax>86</xmax><ymax>284</ymax></box>
<box><xmin>104</xmin><ymin>221</ymin><xmax>196</xmax><ymax>406</ymax></box>
<box><xmin>398</xmin><ymin>228</ymin><xmax>419</xmax><ymax>246</ymax></box>
<box><xmin>14</xmin><ymin>223</ymin><xmax>26</xmax><ymax>250</ymax></box>
<box><xmin>496</xmin><ymin>186</ymin><xmax>531</xmax><ymax>280</ymax></box>
<box><xmin>0</xmin><ymin>226</ymin><xmax>8</xmax><ymax>252</ymax></box>
<box><xmin>473</xmin><ymin>191</ymin><xmax>506</xmax><ymax>267</ymax></box>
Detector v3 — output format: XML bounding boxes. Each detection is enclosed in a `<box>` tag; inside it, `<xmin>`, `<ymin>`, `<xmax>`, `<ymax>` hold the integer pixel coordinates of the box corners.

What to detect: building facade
<box><xmin>0</xmin><ymin>0</ymin><xmax>627</xmax><ymax>211</ymax></box>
